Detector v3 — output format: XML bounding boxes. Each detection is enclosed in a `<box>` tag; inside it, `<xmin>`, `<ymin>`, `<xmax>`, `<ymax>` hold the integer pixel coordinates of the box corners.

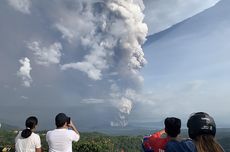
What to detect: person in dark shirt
<box><xmin>165</xmin><ymin>117</ymin><xmax>196</xmax><ymax>152</ymax></box>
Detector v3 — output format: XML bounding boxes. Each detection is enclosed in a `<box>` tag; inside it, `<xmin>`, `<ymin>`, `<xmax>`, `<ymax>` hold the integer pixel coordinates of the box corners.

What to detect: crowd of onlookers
<box><xmin>14</xmin><ymin>112</ymin><xmax>225</xmax><ymax>152</ymax></box>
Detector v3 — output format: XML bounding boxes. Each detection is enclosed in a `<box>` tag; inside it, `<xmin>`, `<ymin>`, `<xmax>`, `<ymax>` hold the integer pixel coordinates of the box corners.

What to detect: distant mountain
<box><xmin>77</xmin><ymin>121</ymin><xmax>164</xmax><ymax>136</ymax></box>
<box><xmin>144</xmin><ymin>0</ymin><xmax>230</xmax><ymax>46</ymax></box>
<box><xmin>144</xmin><ymin>20</ymin><xmax>187</xmax><ymax>46</ymax></box>
<box><xmin>129</xmin><ymin>121</ymin><xmax>164</xmax><ymax>129</ymax></box>
<box><xmin>0</xmin><ymin>122</ymin><xmax>19</xmax><ymax>130</ymax></box>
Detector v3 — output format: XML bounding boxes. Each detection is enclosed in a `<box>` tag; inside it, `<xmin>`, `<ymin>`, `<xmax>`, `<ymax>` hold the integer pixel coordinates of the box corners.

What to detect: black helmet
<box><xmin>187</xmin><ymin>112</ymin><xmax>216</xmax><ymax>139</ymax></box>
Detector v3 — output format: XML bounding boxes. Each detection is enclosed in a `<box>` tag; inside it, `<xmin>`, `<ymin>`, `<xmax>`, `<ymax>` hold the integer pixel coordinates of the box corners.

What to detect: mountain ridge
<box><xmin>144</xmin><ymin>0</ymin><xmax>227</xmax><ymax>47</ymax></box>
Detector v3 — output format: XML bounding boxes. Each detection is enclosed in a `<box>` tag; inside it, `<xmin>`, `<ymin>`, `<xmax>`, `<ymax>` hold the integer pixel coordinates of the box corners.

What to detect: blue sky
<box><xmin>0</xmin><ymin>0</ymin><xmax>229</xmax><ymax>129</ymax></box>
<box><xmin>141</xmin><ymin>0</ymin><xmax>230</xmax><ymax>126</ymax></box>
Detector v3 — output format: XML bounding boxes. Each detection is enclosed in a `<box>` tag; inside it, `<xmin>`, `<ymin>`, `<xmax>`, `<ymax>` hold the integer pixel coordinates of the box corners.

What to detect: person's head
<box><xmin>187</xmin><ymin>112</ymin><xmax>224</xmax><ymax>152</ymax></box>
<box><xmin>187</xmin><ymin>112</ymin><xmax>216</xmax><ymax>140</ymax></box>
<box><xmin>21</xmin><ymin>116</ymin><xmax>38</xmax><ymax>138</ymax></box>
<box><xmin>164</xmin><ymin>117</ymin><xmax>181</xmax><ymax>138</ymax></box>
<box><xmin>55</xmin><ymin>113</ymin><xmax>70</xmax><ymax>128</ymax></box>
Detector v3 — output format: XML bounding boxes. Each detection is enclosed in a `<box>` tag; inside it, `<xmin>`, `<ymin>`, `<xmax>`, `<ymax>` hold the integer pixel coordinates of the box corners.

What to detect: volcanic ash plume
<box><xmin>109</xmin><ymin>84</ymin><xmax>136</xmax><ymax>127</ymax></box>
<box><xmin>60</xmin><ymin>0</ymin><xmax>148</xmax><ymax>82</ymax></box>
<box><xmin>57</xmin><ymin>0</ymin><xmax>147</xmax><ymax>126</ymax></box>
<box><xmin>100</xmin><ymin>0</ymin><xmax>147</xmax><ymax>126</ymax></box>
<box><xmin>110</xmin><ymin>97</ymin><xmax>133</xmax><ymax>127</ymax></box>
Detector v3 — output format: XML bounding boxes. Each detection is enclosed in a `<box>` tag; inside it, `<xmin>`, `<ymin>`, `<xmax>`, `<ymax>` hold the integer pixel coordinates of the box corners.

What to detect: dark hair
<box><xmin>55</xmin><ymin>113</ymin><xmax>70</xmax><ymax>128</ymax></box>
<box><xmin>187</xmin><ymin>112</ymin><xmax>216</xmax><ymax>139</ymax></box>
<box><xmin>164</xmin><ymin>117</ymin><xmax>181</xmax><ymax>137</ymax></box>
<box><xmin>21</xmin><ymin>116</ymin><xmax>38</xmax><ymax>138</ymax></box>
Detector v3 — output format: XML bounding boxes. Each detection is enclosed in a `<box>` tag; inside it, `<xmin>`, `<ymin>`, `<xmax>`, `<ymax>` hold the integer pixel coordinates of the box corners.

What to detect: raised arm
<box><xmin>68</xmin><ymin>120</ymin><xmax>80</xmax><ymax>135</ymax></box>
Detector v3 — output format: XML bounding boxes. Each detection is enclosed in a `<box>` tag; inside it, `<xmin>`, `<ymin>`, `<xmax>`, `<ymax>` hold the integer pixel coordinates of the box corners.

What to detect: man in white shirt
<box><xmin>46</xmin><ymin>113</ymin><xmax>80</xmax><ymax>152</ymax></box>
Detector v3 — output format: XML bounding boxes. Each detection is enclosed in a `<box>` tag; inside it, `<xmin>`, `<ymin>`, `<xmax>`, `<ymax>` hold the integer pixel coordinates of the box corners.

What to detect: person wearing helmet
<box><xmin>187</xmin><ymin>112</ymin><xmax>225</xmax><ymax>152</ymax></box>
<box><xmin>165</xmin><ymin>117</ymin><xmax>196</xmax><ymax>152</ymax></box>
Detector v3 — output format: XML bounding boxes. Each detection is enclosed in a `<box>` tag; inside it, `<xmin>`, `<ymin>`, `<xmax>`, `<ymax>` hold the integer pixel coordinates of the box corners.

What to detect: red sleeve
<box><xmin>151</xmin><ymin>130</ymin><xmax>166</xmax><ymax>138</ymax></box>
<box><xmin>148</xmin><ymin>130</ymin><xmax>169</xmax><ymax>152</ymax></box>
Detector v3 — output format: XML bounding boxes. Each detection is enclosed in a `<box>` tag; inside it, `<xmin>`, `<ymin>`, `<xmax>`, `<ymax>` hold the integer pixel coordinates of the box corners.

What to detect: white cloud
<box><xmin>27</xmin><ymin>41</ymin><xmax>62</xmax><ymax>66</ymax></box>
<box><xmin>54</xmin><ymin>24</ymin><xmax>75</xmax><ymax>43</ymax></box>
<box><xmin>81</xmin><ymin>98</ymin><xmax>105</xmax><ymax>104</ymax></box>
<box><xmin>61</xmin><ymin>45</ymin><xmax>108</xmax><ymax>80</ymax></box>
<box><xmin>184</xmin><ymin>80</ymin><xmax>206</xmax><ymax>91</ymax></box>
<box><xmin>61</xmin><ymin>62</ymin><xmax>102</xmax><ymax>80</ymax></box>
<box><xmin>128</xmin><ymin>79</ymin><xmax>230</xmax><ymax>122</ymax></box>
<box><xmin>7</xmin><ymin>0</ymin><xmax>31</xmax><ymax>14</ymax></box>
<box><xmin>144</xmin><ymin>0</ymin><xmax>220</xmax><ymax>35</ymax></box>
<box><xmin>17</xmin><ymin>57</ymin><xmax>32</xmax><ymax>87</ymax></box>
<box><xmin>20</xmin><ymin>96</ymin><xmax>29</xmax><ymax>100</ymax></box>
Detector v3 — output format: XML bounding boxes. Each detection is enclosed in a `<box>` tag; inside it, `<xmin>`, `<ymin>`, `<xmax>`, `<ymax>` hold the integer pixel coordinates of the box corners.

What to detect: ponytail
<box><xmin>21</xmin><ymin>128</ymin><xmax>32</xmax><ymax>138</ymax></box>
<box><xmin>21</xmin><ymin>116</ymin><xmax>38</xmax><ymax>138</ymax></box>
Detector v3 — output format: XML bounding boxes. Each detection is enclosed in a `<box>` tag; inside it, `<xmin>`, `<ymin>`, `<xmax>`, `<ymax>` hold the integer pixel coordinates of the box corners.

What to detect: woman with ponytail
<box><xmin>15</xmin><ymin>116</ymin><xmax>42</xmax><ymax>152</ymax></box>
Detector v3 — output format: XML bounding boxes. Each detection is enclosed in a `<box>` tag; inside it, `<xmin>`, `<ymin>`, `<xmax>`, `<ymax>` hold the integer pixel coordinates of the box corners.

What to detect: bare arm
<box><xmin>35</xmin><ymin>147</ymin><xmax>42</xmax><ymax>152</ymax></box>
<box><xmin>68</xmin><ymin>121</ymin><xmax>80</xmax><ymax>135</ymax></box>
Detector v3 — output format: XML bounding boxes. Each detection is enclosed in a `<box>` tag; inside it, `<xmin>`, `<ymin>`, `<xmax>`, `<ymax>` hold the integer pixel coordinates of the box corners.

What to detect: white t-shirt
<box><xmin>15</xmin><ymin>131</ymin><xmax>41</xmax><ymax>152</ymax></box>
<box><xmin>46</xmin><ymin>128</ymin><xmax>80</xmax><ymax>152</ymax></box>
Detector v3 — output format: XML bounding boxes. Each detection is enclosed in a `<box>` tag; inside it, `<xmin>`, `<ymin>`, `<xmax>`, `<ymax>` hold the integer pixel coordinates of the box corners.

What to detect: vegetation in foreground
<box><xmin>1</xmin><ymin>129</ymin><xmax>230</xmax><ymax>152</ymax></box>
<box><xmin>0</xmin><ymin>130</ymin><xmax>142</xmax><ymax>152</ymax></box>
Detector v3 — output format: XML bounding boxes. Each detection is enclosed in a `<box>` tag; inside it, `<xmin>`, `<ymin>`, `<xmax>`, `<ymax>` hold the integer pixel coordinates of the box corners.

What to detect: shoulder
<box><xmin>46</xmin><ymin>129</ymin><xmax>55</xmax><ymax>138</ymax></box>
<box><xmin>31</xmin><ymin>132</ymin><xmax>41</xmax><ymax>139</ymax></box>
<box><xmin>67</xmin><ymin>130</ymin><xmax>80</xmax><ymax>141</ymax></box>
<box><xmin>167</xmin><ymin>139</ymin><xmax>180</xmax><ymax>143</ymax></box>
<box><xmin>16</xmin><ymin>131</ymin><xmax>22</xmax><ymax>136</ymax></box>
<box><xmin>165</xmin><ymin>140</ymin><xmax>179</xmax><ymax>152</ymax></box>
<box><xmin>181</xmin><ymin>139</ymin><xmax>194</xmax><ymax>144</ymax></box>
<box><xmin>181</xmin><ymin>139</ymin><xmax>195</xmax><ymax>148</ymax></box>
<box><xmin>67</xmin><ymin>129</ymin><xmax>79</xmax><ymax>137</ymax></box>
<box><xmin>32</xmin><ymin>132</ymin><xmax>40</xmax><ymax>136</ymax></box>
<box><xmin>46</xmin><ymin>129</ymin><xmax>56</xmax><ymax>135</ymax></box>
<box><xmin>166</xmin><ymin>140</ymin><xmax>179</xmax><ymax>146</ymax></box>
<box><xmin>166</xmin><ymin>139</ymin><xmax>196</xmax><ymax>152</ymax></box>
<box><xmin>15</xmin><ymin>131</ymin><xmax>22</xmax><ymax>140</ymax></box>
<box><xmin>67</xmin><ymin>129</ymin><xmax>76</xmax><ymax>133</ymax></box>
